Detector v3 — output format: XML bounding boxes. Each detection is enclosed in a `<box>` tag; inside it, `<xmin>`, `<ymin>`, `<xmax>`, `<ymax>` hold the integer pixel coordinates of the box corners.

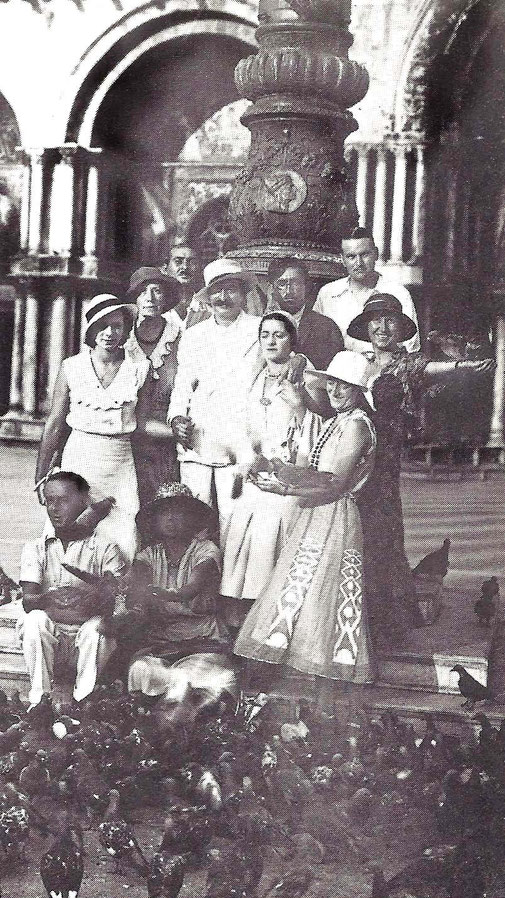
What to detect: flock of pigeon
<box><xmin>0</xmin><ymin>673</ymin><xmax>498</xmax><ymax>897</ymax></box>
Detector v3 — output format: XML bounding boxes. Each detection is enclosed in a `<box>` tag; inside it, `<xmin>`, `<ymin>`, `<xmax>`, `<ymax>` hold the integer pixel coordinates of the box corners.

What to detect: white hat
<box><xmin>84</xmin><ymin>294</ymin><xmax>135</xmax><ymax>345</ymax></box>
<box><xmin>202</xmin><ymin>258</ymin><xmax>258</xmax><ymax>296</ymax></box>
<box><xmin>304</xmin><ymin>350</ymin><xmax>374</xmax><ymax>391</ymax></box>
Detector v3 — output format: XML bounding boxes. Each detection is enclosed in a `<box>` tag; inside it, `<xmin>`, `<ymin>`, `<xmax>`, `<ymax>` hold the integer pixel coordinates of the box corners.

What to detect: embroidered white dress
<box><xmin>60</xmin><ymin>348</ymin><xmax>149</xmax><ymax>561</ymax></box>
<box><xmin>234</xmin><ymin>408</ymin><xmax>377</xmax><ymax>683</ymax></box>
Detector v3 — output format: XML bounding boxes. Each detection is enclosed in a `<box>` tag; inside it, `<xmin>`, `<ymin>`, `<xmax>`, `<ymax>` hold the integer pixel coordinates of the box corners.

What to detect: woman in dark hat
<box><xmin>347</xmin><ymin>293</ymin><xmax>494</xmax><ymax>646</ymax></box>
<box><xmin>125</xmin><ymin>267</ymin><xmax>183</xmax><ymax>504</ymax></box>
<box><xmin>127</xmin><ymin>489</ymin><xmax>230</xmax><ymax>695</ymax></box>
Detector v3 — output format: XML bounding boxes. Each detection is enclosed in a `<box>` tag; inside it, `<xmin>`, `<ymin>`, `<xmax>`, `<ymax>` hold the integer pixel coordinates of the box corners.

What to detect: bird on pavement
<box><xmin>19</xmin><ymin>748</ymin><xmax>51</xmax><ymax>797</ymax></box>
<box><xmin>205</xmin><ymin>838</ymin><xmax>263</xmax><ymax>898</ymax></box>
<box><xmin>40</xmin><ymin>818</ymin><xmax>84</xmax><ymax>898</ymax></box>
<box><xmin>147</xmin><ymin>852</ymin><xmax>187</xmax><ymax>898</ymax></box>
<box><xmin>413</xmin><ymin>538</ymin><xmax>450</xmax><ymax>577</ymax></box>
<box><xmin>474</xmin><ymin>577</ymin><xmax>499</xmax><ymax>626</ymax></box>
<box><xmin>451</xmin><ymin>666</ymin><xmax>493</xmax><ymax>710</ymax></box>
<box><xmin>98</xmin><ymin>788</ymin><xmax>149</xmax><ymax>876</ymax></box>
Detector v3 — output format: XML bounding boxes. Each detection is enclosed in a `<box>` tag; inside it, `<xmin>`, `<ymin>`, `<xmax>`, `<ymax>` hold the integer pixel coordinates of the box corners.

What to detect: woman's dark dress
<box><xmin>357</xmin><ymin>350</ymin><xmax>429</xmax><ymax>647</ymax></box>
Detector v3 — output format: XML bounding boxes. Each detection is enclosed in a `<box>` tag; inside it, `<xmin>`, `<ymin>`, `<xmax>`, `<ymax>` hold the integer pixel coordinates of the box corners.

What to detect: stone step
<box><xmin>377</xmin><ymin>648</ymin><xmax>488</xmax><ymax>695</ymax></box>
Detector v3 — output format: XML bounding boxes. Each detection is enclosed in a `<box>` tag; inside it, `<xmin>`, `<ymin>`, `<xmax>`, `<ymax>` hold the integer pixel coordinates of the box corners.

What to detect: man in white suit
<box><xmin>168</xmin><ymin>259</ymin><xmax>261</xmax><ymax>533</ymax></box>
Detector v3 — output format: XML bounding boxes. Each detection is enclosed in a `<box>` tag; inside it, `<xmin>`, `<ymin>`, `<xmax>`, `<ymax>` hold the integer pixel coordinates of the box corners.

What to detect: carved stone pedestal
<box><xmin>228</xmin><ymin>0</ymin><xmax>369</xmax><ymax>278</ymax></box>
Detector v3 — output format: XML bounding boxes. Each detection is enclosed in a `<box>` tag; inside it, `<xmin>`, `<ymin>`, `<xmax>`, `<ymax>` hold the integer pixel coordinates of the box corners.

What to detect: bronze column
<box><xmin>228</xmin><ymin>0</ymin><xmax>369</xmax><ymax>280</ymax></box>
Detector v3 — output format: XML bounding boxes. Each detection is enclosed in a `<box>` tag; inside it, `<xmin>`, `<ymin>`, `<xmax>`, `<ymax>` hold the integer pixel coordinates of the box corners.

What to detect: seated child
<box><xmin>124</xmin><ymin>489</ymin><xmax>230</xmax><ymax>695</ymax></box>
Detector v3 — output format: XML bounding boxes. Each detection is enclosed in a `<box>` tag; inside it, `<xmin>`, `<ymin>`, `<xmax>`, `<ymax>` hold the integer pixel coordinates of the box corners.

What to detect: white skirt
<box><xmin>61</xmin><ymin>430</ymin><xmax>139</xmax><ymax>562</ymax></box>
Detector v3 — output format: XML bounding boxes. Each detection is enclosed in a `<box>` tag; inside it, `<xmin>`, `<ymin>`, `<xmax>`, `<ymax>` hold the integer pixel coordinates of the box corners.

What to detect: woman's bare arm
<box><xmin>35</xmin><ymin>366</ymin><xmax>70</xmax><ymax>491</ymax></box>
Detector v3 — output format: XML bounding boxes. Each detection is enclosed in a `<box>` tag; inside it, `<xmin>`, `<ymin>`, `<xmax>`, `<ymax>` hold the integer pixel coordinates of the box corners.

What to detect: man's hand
<box><xmin>171</xmin><ymin>415</ymin><xmax>194</xmax><ymax>447</ymax></box>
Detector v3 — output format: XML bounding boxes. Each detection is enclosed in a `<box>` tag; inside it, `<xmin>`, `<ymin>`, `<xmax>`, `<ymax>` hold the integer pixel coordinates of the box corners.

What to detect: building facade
<box><xmin>0</xmin><ymin>0</ymin><xmax>503</xmax><ymax>457</ymax></box>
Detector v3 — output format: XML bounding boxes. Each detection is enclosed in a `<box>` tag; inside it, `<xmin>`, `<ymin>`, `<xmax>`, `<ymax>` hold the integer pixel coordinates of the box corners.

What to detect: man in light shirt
<box><xmin>168</xmin><ymin>258</ymin><xmax>261</xmax><ymax>535</ymax></box>
<box><xmin>313</xmin><ymin>227</ymin><xmax>420</xmax><ymax>354</ymax></box>
<box><xmin>19</xmin><ymin>471</ymin><xmax>126</xmax><ymax>706</ymax></box>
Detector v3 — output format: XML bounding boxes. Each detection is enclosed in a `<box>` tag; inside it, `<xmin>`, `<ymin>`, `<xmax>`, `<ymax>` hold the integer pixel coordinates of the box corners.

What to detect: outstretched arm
<box><xmin>425</xmin><ymin>358</ymin><xmax>495</xmax><ymax>382</ymax></box>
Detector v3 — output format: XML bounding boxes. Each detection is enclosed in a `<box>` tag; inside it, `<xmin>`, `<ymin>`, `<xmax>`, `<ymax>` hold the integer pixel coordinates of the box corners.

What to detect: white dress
<box><xmin>60</xmin><ymin>348</ymin><xmax>149</xmax><ymax>562</ymax></box>
<box><xmin>221</xmin><ymin>360</ymin><xmax>320</xmax><ymax>601</ymax></box>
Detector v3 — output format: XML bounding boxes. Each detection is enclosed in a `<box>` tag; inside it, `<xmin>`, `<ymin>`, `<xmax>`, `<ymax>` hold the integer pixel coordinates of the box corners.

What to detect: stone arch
<box><xmin>392</xmin><ymin>0</ymin><xmax>484</xmax><ymax>135</ymax></box>
<box><xmin>60</xmin><ymin>0</ymin><xmax>257</xmax><ymax>147</ymax></box>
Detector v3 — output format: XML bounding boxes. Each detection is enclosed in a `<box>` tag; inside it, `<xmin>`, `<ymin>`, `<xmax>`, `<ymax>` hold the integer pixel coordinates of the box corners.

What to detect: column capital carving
<box><xmin>59</xmin><ymin>144</ymin><xmax>80</xmax><ymax>165</ymax></box>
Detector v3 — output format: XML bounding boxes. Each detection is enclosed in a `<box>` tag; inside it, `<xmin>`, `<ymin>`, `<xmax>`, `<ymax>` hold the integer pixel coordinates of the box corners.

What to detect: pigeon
<box><xmin>148</xmin><ymin>852</ymin><xmax>187</xmax><ymax>898</ymax></box>
<box><xmin>451</xmin><ymin>665</ymin><xmax>493</xmax><ymax>709</ymax></box>
<box><xmin>474</xmin><ymin>577</ymin><xmax>499</xmax><ymax>626</ymax></box>
<box><xmin>19</xmin><ymin>748</ymin><xmax>51</xmax><ymax>797</ymax></box>
<box><xmin>40</xmin><ymin>819</ymin><xmax>84</xmax><ymax>898</ymax></box>
<box><xmin>412</xmin><ymin>539</ymin><xmax>450</xmax><ymax>577</ymax></box>
<box><xmin>0</xmin><ymin>805</ymin><xmax>29</xmax><ymax>861</ymax></box>
<box><xmin>98</xmin><ymin>788</ymin><xmax>149</xmax><ymax>876</ymax></box>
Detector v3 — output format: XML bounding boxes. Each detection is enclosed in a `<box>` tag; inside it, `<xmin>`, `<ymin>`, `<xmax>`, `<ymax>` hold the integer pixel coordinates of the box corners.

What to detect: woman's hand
<box><xmin>278</xmin><ymin>381</ymin><xmax>304</xmax><ymax>415</ymax></box>
<box><xmin>171</xmin><ymin>415</ymin><xmax>194</xmax><ymax>447</ymax></box>
<box><xmin>458</xmin><ymin>358</ymin><xmax>495</xmax><ymax>374</ymax></box>
<box><xmin>252</xmin><ymin>474</ymin><xmax>288</xmax><ymax>495</ymax></box>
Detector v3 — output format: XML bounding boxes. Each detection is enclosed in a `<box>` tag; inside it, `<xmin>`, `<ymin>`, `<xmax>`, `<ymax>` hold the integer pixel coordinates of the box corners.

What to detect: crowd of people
<box><xmin>22</xmin><ymin>227</ymin><xmax>494</xmax><ymax>708</ymax></box>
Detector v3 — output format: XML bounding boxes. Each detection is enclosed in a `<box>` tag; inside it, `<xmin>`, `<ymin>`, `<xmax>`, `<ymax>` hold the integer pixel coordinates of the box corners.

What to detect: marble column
<box><xmin>373</xmin><ymin>147</ymin><xmax>388</xmax><ymax>261</ymax></box>
<box><xmin>487</xmin><ymin>299</ymin><xmax>505</xmax><ymax>457</ymax></box>
<box><xmin>390</xmin><ymin>144</ymin><xmax>407</xmax><ymax>265</ymax></box>
<box><xmin>46</xmin><ymin>294</ymin><xmax>67</xmax><ymax>402</ymax></box>
<box><xmin>22</xmin><ymin>291</ymin><xmax>39</xmax><ymax>416</ymax></box>
<box><xmin>18</xmin><ymin>151</ymin><xmax>31</xmax><ymax>252</ymax></box>
<box><xmin>355</xmin><ymin>145</ymin><xmax>369</xmax><ymax>227</ymax></box>
<box><xmin>412</xmin><ymin>145</ymin><xmax>426</xmax><ymax>261</ymax></box>
<box><xmin>48</xmin><ymin>145</ymin><xmax>77</xmax><ymax>256</ymax></box>
<box><xmin>8</xmin><ymin>296</ymin><xmax>25</xmax><ymax>410</ymax></box>
<box><xmin>27</xmin><ymin>151</ymin><xmax>45</xmax><ymax>254</ymax></box>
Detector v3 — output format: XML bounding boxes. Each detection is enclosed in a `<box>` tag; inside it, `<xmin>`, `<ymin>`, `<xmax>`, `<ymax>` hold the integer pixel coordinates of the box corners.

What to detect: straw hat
<box><xmin>347</xmin><ymin>293</ymin><xmax>417</xmax><ymax>343</ymax></box>
<box><xmin>84</xmin><ymin>294</ymin><xmax>135</xmax><ymax>346</ymax></box>
<box><xmin>136</xmin><ymin>493</ymin><xmax>218</xmax><ymax>545</ymax></box>
<box><xmin>304</xmin><ymin>350</ymin><xmax>374</xmax><ymax>390</ymax></box>
<box><xmin>202</xmin><ymin>258</ymin><xmax>258</xmax><ymax>299</ymax></box>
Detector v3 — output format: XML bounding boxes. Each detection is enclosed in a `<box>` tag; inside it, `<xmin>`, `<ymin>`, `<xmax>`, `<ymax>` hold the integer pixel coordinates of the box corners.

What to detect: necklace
<box><xmin>260</xmin><ymin>368</ymin><xmax>286</xmax><ymax>407</ymax></box>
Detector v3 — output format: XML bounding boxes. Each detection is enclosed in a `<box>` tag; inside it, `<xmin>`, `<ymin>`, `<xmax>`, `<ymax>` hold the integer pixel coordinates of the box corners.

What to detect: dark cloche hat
<box><xmin>347</xmin><ymin>293</ymin><xmax>418</xmax><ymax>342</ymax></box>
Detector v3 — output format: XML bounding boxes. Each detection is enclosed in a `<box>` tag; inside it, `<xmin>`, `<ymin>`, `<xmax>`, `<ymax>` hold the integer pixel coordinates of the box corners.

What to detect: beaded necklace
<box><xmin>309</xmin><ymin>416</ymin><xmax>340</xmax><ymax>469</ymax></box>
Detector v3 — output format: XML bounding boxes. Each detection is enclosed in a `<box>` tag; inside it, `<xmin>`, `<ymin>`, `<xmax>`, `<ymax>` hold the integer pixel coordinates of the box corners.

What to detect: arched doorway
<box><xmin>89</xmin><ymin>32</ymin><xmax>254</xmax><ymax>269</ymax></box>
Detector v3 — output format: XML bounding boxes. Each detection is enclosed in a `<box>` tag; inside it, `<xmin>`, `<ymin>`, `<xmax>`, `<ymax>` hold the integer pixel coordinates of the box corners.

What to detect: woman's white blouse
<box><xmin>63</xmin><ymin>348</ymin><xmax>149</xmax><ymax>436</ymax></box>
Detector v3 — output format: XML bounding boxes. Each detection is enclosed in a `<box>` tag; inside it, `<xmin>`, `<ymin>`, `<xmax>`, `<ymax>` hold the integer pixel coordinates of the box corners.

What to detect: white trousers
<box><xmin>179</xmin><ymin>462</ymin><xmax>238</xmax><ymax>538</ymax></box>
<box><xmin>19</xmin><ymin>611</ymin><xmax>116</xmax><ymax>705</ymax></box>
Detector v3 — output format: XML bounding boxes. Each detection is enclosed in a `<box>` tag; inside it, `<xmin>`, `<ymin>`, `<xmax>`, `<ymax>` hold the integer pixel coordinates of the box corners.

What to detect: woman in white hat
<box><xmin>221</xmin><ymin>310</ymin><xmax>320</xmax><ymax>605</ymax></box>
<box><xmin>35</xmin><ymin>294</ymin><xmax>170</xmax><ymax>561</ymax></box>
<box><xmin>234</xmin><ymin>350</ymin><xmax>377</xmax><ymax>686</ymax></box>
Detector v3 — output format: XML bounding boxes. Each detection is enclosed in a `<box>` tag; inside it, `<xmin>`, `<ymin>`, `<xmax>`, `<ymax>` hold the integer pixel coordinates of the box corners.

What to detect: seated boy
<box><xmin>125</xmin><ymin>490</ymin><xmax>231</xmax><ymax>695</ymax></box>
<box><xmin>19</xmin><ymin>471</ymin><xmax>126</xmax><ymax>706</ymax></box>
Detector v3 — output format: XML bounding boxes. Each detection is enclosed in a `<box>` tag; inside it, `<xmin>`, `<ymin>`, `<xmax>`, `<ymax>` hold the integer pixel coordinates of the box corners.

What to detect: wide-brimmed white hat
<box><xmin>304</xmin><ymin>350</ymin><xmax>374</xmax><ymax>391</ymax></box>
<box><xmin>84</xmin><ymin>294</ymin><xmax>135</xmax><ymax>345</ymax></box>
<box><xmin>202</xmin><ymin>258</ymin><xmax>258</xmax><ymax>297</ymax></box>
